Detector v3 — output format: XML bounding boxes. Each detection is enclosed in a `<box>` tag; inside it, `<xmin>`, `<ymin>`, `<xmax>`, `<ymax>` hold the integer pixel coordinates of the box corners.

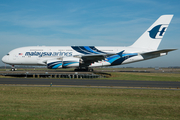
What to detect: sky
<box><xmin>0</xmin><ymin>0</ymin><xmax>180</xmax><ymax>67</ymax></box>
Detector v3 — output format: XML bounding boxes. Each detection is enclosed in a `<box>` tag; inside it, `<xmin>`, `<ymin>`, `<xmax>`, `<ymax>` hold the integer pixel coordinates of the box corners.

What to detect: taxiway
<box><xmin>0</xmin><ymin>78</ymin><xmax>179</xmax><ymax>89</ymax></box>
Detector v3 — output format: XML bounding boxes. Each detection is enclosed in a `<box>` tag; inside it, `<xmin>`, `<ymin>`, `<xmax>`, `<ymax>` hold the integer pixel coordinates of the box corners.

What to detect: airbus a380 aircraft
<box><xmin>2</xmin><ymin>15</ymin><xmax>176</xmax><ymax>71</ymax></box>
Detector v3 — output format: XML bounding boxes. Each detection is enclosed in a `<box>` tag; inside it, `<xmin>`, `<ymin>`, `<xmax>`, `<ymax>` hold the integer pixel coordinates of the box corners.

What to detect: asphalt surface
<box><xmin>0</xmin><ymin>78</ymin><xmax>180</xmax><ymax>89</ymax></box>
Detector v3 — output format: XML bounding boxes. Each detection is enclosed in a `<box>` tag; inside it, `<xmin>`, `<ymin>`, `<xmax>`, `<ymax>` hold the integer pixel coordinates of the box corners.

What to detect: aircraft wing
<box><xmin>74</xmin><ymin>53</ymin><xmax>116</xmax><ymax>66</ymax></box>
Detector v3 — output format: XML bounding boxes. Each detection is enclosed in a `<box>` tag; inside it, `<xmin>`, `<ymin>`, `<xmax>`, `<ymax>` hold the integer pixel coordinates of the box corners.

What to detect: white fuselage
<box><xmin>2</xmin><ymin>46</ymin><xmax>150</xmax><ymax>68</ymax></box>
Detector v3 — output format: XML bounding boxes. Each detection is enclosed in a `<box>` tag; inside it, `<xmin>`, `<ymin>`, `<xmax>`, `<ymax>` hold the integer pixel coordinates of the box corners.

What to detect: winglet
<box><xmin>117</xmin><ymin>50</ymin><xmax>125</xmax><ymax>57</ymax></box>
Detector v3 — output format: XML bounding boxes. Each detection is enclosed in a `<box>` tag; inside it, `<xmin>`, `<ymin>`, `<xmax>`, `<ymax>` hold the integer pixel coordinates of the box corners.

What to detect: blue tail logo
<box><xmin>149</xmin><ymin>25</ymin><xmax>167</xmax><ymax>39</ymax></box>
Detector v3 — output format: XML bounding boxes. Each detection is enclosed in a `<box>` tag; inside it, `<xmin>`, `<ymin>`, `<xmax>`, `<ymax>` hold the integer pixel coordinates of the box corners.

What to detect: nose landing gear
<box><xmin>11</xmin><ymin>65</ymin><xmax>17</xmax><ymax>71</ymax></box>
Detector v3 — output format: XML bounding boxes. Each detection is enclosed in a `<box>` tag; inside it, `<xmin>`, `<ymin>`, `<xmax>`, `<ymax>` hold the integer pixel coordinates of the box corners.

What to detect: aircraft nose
<box><xmin>2</xmin><ymin>55</ymin><xmax>8</xmax><ymax>64</ymax></box>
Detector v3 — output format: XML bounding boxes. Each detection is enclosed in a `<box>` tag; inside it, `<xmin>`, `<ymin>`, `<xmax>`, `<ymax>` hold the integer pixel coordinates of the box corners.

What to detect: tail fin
<box><xmin>131</xmin><ymin>15</ymin><xmax>173</xmax><ymax>50</ymax></box>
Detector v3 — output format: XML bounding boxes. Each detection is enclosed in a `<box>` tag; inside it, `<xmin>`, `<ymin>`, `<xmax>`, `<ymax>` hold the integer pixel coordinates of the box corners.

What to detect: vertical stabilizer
<box><xmin>131</xmin><ymin>15</ymin><xmax>173</xmax><ymax>50</ymax></box>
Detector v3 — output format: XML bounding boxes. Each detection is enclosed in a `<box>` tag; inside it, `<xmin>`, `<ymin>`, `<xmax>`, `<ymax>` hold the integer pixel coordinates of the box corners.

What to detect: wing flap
<box><xmin>74</xmin><ymin>53</ymin><xmax>116</xmax><ymax>66</ymax></box>
<box><xmin>74</xmin><ymin>53</ymin><xmax>116</xmax><ymax>60</ymax></box>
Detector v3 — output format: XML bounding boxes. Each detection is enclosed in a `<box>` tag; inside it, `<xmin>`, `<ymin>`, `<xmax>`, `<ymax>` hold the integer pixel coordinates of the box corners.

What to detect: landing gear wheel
<box><xmin>88</xmin><ymin>68</ymin><xmax>94</xmax><ymax>72</ymax></box>
<box><xmin>11</xmin><ymin>68</ymin><xmax>15</xmax><ymax>71</ymax></box>
<box><xmin>74</xmin><ymin>68</ymin><xmax>94</xmax><ymax>72</ymax></box>
<box><xmin>11</xmin><ymin>65</ymin><xmax>16</xmax><ymax>71</ymax></box>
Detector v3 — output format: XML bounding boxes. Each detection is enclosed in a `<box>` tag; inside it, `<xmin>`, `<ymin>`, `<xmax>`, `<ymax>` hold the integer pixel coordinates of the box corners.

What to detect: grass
<box><xmin>103</xmin><ymin>72</ymin><xmax>180</xmax><ymax>81</ymax></box>
<box><xmin>0</xmin><ymin>86</ymin><xmax>180</xmax><ymax>120</ymax></box>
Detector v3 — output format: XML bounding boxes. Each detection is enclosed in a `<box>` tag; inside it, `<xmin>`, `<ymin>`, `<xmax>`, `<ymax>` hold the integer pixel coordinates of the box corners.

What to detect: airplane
<box><xmin>2</xmin><ymin>15</ymin><xmax>176</xmax><ymax>71</ymax></box>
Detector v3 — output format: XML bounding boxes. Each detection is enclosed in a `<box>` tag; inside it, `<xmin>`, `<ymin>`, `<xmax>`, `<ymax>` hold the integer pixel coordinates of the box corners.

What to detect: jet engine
<box><xmin>47</xmin><ymin>57</ymin><xmax>80</xmax><ymax>69</ymax></box>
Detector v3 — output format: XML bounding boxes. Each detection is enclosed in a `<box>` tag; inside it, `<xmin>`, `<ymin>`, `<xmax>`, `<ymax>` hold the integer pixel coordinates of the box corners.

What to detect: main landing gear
<box><xmin>74</xmin><ymin>67</ymin><xmax>94</xmax><ymax>72</ymax></box>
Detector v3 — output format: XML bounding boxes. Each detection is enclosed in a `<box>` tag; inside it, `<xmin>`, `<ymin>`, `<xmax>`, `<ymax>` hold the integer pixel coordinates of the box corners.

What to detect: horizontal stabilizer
<box><xmin>141</xmin><ymin>49</ymin><xmax>177</xmax><ymax>55</ymax></box>
<box><xmin>140</xmin><ymin>49</ymin><xmax>177</xmax><ymax>60</ymax></box>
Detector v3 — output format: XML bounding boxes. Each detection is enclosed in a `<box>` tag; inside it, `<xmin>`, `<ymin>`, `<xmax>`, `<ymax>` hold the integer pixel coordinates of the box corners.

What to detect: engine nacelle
<box><xmin>62</xmin><ymin>57</ymin><xmax>80</xmax><ymax>68</ymax></box>
<box><xmin>47</xmin><ymin>59</ymin><xmax>63</xmax><ymax>69</ymax></box>
<box><xmin>47</xmin><ymin>57</ymin><xmax>80</xmax><ymax>69</ymax></box>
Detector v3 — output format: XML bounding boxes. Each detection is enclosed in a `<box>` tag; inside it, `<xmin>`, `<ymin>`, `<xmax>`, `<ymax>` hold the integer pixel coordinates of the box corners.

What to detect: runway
<box><xmin>0</xmin><ymin>78</ymin><xmax>180</xmax><ymax>89</ymax></box>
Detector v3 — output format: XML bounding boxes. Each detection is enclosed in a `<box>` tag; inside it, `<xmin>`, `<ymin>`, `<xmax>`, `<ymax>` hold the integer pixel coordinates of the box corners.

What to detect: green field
<box><xmin>102</xmin><ymin>72</ymin><xmax>180</xmax><ymax>81</ymax></box>
<box><xmin>0</xmin><ymin>86</ymin><xmax>180</xmax><ymax>120</ymax></box>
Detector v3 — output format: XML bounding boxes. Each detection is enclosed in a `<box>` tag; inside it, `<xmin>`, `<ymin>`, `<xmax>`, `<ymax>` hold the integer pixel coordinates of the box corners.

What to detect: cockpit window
<box><xmin>6</xmin><ymin>54</ymin><xmax>9</xmax><ymax>55</ymax></box>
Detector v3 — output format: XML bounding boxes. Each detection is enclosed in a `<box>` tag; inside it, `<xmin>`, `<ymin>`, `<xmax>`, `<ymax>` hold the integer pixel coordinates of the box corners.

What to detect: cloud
<box><xmin>0</xmin><ymin>12</ymin><xmax>79</xmax><ymax>28</ymax></box>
